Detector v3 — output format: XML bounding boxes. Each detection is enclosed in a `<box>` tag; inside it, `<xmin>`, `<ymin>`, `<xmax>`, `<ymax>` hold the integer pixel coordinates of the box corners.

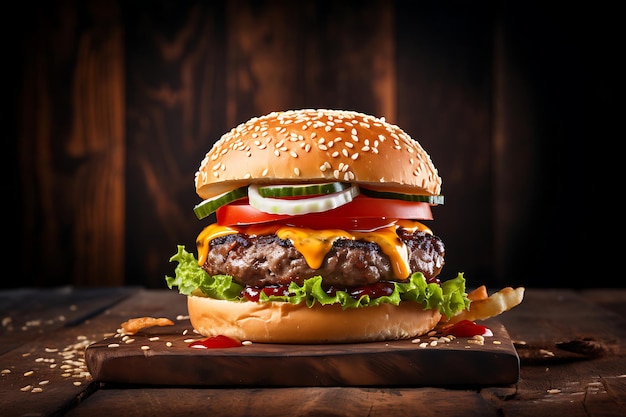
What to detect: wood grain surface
<box><xmin>1</xmin><ymin>288</ymin><xmax>624</xmax><ymax>417</ymax></box>
<box><xmin>11</xmin><ymin>1</ymin><xmax>615</xmax><ymax>291</ymax></box>
<box><xmin>85</xmin><ymin>318</ymin><xmax>519</xmax><ymax>387</ymax></box>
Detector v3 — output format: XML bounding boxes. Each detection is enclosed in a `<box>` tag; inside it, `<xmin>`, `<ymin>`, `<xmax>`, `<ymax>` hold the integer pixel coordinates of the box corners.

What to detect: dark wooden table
<box><xmin>1</xmin><ymin>287</ymin><xmax>624</xmax><ymax>417</ymax></box>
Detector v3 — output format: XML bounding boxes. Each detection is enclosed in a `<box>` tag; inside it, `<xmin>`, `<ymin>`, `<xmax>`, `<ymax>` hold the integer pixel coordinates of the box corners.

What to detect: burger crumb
<box><xmin>166</xmin><ymin>342</ymin><xmax>173</xmax><ymax>347</ymax></box>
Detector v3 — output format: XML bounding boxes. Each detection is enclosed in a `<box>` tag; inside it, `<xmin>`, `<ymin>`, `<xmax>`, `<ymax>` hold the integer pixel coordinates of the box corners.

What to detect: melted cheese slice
<box><xmin>196</xmin><ymin>220</ymin><xmax>432</xmax><ymax>280</ymax></box>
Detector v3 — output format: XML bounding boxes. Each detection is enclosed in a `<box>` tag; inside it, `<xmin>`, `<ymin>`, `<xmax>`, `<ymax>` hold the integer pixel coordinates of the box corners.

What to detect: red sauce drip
<box><xmin>188</xmin><ymin>335</ymin><xmax>242</xmax><ymax>349</ymax></box>
<box><xmin>242</xmin><ymin>285</ymin><xmax>292</xmax><ymax>302</ymax></box>
<box><xmin>444</xmin><ymin>320</ymin><xmax>490</xmax><ymax>337</ymax></box>
<box><xmin>327</xmin><ymin>282</ymin><xmax>395</xmax><ymax>299</ymax></box>
<box><xmin>241</xmin><ymin>281</ymin><xmax>395</xmax><ymax>302</ymax></box>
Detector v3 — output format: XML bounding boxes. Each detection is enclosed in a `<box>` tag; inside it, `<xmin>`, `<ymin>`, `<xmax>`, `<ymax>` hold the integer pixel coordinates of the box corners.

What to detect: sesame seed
<box><xmin>351</xmin><ymin>153</ymin><xmax>359</xmax><ymax>160</ymax></box>
<box><xmin>331</xmin><ymin>151</ymin><xmax>339</xmax><ymax>158</ymax></box>
<box><xmin>107</xmin><ymin>343</ymin><xmax>120</xmax><ymax>348</ymax></box>
<box><xmin>344</xmin><ymin>141</ymin><xmax>354</xmax><ymax>148</ymax></box>
<box><xmin>24</xmin><ymin>370</ymin><xmax>34</xmax><ymax>377</ymax></box>
<box><xmin>293</xmin><ymin>168</ymin><xmax>301</xmax><ymax>176</ymax></box>
<box><xmin>290</xmin><ymin>151</ymin><xmax>298</xmax><ymax>158</ymax></box>
<box><xmin>166</xmin><ymin>342</ymin><xmax>173</xmax><ymax>347</ymax></box>
<box><xmin>141</xmin><ymin>345</ymin><xmax>150</xmax><ymax>351</ymax></box>
<box><xmin>342</xmin><ymin>149</ymin><xmax>349</xmax><ymax>157</ymax></box>
<box><xmin>262</xmin><ymin>168</ymin><xmax>269</xmax><ymax>176</ymax></box>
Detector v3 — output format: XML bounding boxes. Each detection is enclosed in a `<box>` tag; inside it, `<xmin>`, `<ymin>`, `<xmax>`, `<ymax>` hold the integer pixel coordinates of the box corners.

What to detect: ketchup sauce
<box><xmin>188</xmin><ymin>335</ymin><xmax>242</xmax><ymax>349</ymax></box>
<box><xmin>241</xmin><ymin>281</ymin><xmax>395</xmax><ymax>302</ymax></box>
<box><xmin>326</xmin><ymin>282</ymin><xmax>395</xmax><ymax>299</ymax></box>
<box><xmin>443</xmin><ymin>320</ymin><xmax>491</xmax><ymax>337</ymax></box>
<box><xmin>242</xmin><ymin>285</ymin><xmax>291</xmax><ymax>302</ymax></box>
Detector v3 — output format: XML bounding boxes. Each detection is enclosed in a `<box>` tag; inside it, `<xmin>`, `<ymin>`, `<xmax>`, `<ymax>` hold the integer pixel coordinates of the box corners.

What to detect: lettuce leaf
<box><xmin>165</xmin><ymin>245</ymin><xmax>470</xmax><ymax>317</ymax></box>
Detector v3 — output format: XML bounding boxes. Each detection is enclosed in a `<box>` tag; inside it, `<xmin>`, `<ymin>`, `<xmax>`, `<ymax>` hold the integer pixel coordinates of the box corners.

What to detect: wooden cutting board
<box><xmin>85</xmin><ymin>318</ymin><xmax>519</xmax><ymax>387</ymax></box>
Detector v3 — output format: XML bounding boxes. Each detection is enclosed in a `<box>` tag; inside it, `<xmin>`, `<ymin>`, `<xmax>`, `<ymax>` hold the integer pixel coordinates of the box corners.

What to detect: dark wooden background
<box><xmin>7</xmin><ymin>0</ymin><xmax>616</xmax><ymax>290</ymax></box>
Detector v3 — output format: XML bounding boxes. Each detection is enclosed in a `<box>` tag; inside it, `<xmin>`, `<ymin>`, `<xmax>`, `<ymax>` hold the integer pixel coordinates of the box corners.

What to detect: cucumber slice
<box><xmin>258</xmin><ymin>182</ymin><xmax>350</xmax><ymax>198</ymax></box>
<box><xmin>360</xmin><ymin>188</ymin><xmax>444</xmax><ymax>205</ymax></box>
<box><xmin>193</xmin><ymin>186</ymin><xmax>248</xmax><ymax>220</ymax></box>
<box><xmin>248</xmin><ymin>184</ymin><xmax>359</xmax><ymax>215</ymax></box>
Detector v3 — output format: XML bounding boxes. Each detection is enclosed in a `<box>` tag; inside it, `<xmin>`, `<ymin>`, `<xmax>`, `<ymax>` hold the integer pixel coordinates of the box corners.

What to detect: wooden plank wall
<box><xmin>9</xmin><ymin>1</ymin><xmax>615</xmax><ymax>289</ymax></box>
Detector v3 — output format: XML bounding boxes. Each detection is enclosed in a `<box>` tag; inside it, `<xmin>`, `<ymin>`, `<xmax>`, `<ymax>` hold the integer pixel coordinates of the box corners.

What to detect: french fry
<box><xmin>445</xmin><ymin>286</ymin><xmax>525</xmax><ymax>324</ymax></box>
<box><xmin>120</xmin><ymin>317</ymin><xmax>174</xmax><ymax>335</ymax></box>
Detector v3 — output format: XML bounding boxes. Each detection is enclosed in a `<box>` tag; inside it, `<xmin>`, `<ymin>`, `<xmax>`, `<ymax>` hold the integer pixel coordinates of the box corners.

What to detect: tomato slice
<box><xmin>216</xmin><ymin>195</ymin><xmax>433</xmax><ymax>230</ymax></box>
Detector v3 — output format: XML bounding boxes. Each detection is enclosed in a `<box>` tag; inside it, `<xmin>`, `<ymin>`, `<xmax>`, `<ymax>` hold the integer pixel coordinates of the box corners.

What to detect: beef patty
<box><xmin>201</xmin><ymin>228</ymin><xmax>445</xmax><ymax>288</ymax></box>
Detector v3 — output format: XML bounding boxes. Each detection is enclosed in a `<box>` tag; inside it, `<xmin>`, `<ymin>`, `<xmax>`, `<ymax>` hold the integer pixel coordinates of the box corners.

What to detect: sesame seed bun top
<box><xmin>194</xmin><ymin>109</ymin><xmax>442</xmax><ymax>200</ymax></box>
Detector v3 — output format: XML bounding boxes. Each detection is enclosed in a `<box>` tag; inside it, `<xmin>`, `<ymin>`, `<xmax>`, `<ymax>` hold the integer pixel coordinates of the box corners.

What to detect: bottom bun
<box><xmin>187</xmin><ymin>296</ymin><xmax>442</xmax><ymax>344</ymax></box>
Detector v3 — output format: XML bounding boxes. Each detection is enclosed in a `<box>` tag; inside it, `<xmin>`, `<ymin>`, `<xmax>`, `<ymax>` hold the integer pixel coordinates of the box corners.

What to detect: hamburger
<box><xmin>166</xmin><ymin>109</ymin><xmax>522</xmax><ymax>344</ymax></box>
